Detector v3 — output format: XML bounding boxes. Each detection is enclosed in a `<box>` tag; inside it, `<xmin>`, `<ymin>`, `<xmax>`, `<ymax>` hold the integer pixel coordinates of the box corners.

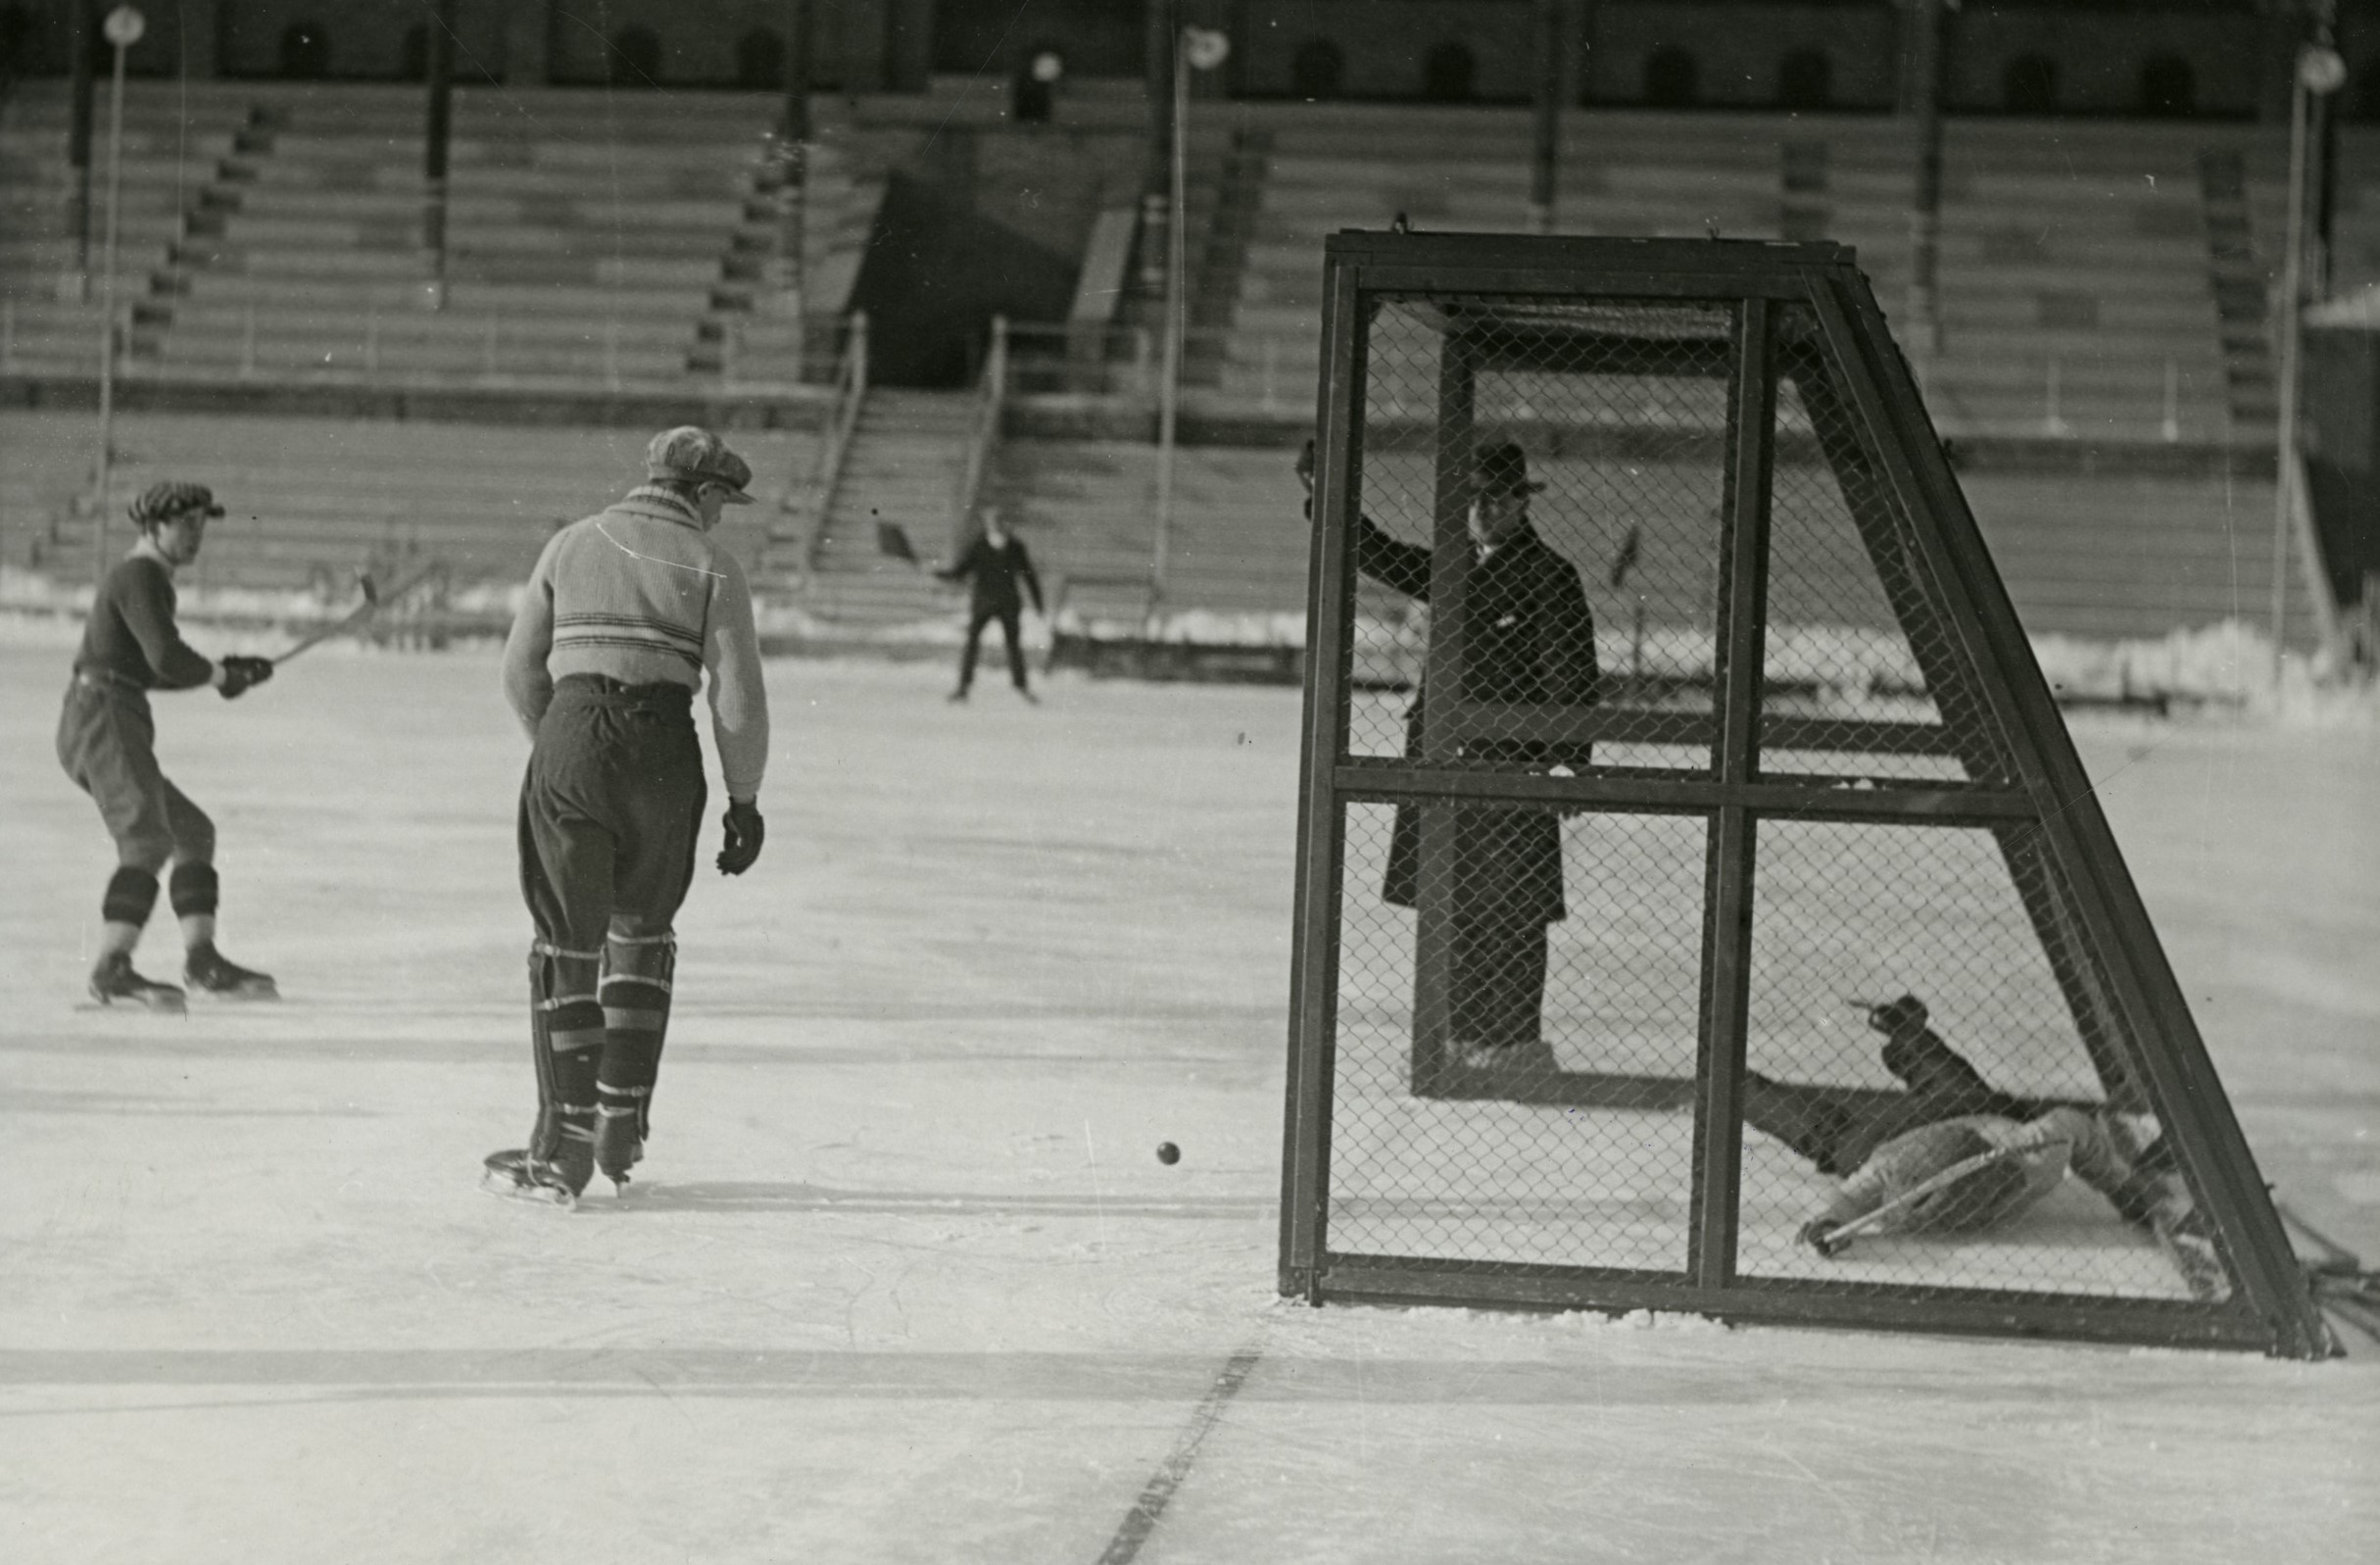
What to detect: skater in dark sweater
<box><xmin>936</xmin><ymin>508</ymin><xmax>1044</xmax><ymax>702</ymax></box>
<box><xmin>57</xmin><ymin>480</ymin><xmax>279</xmax><ymax>1010</ymax></box>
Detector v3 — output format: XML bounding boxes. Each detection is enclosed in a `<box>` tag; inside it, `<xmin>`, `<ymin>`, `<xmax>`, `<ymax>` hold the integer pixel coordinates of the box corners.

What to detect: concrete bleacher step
<box><xmin>796</xmin><ymin>389</ymin><xmax>979</xmax><ymax>619</ymax></box>
<box><xmin>1</xmin><ymin>410</ymin><xmax>816</xmax><ymax>587</ymax></box>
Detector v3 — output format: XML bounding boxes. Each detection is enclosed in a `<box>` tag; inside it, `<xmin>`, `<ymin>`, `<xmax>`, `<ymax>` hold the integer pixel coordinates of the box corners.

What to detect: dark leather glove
<box><xmin>218</xmin><ymin>655</ymin><xmax>274</xmax><ymax>700</ymax></box>
<box><xmin>716</xmin><ymin>799</ymin><xmax>765</xmax><ymax>876</ymax></box>
<box><xmin>1797</xmin><ymin>1219</ymin><xmax>1846</xmax><ymax>1259</ymax></box>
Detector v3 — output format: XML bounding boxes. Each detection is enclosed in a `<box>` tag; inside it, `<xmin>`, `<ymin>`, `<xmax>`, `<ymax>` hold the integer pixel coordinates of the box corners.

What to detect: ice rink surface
<box><xmin>2</xmin><ymin>641</ymin><xmax>2374</xmax><ymax>1564</ymax></box>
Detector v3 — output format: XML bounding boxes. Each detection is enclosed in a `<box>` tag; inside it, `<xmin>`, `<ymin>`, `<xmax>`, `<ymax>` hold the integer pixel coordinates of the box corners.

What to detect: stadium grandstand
<box><xmin>5</xmin><ymin>0</ymin><xmax>2377</xmax><ymax>694</ymax></box>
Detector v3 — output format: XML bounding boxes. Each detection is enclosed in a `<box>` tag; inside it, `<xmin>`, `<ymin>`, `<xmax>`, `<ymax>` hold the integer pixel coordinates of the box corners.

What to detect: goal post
<box><xmin>1278</xmin><ymin>231</ymin><xmax>2331</xmax><ymax>1357</ymax></box>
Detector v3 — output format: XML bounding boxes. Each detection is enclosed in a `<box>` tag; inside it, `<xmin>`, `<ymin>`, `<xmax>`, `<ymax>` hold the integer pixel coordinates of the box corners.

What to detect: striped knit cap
<box><xmin>128</xmin><ymin>480</ymin><xmax>226</xmax><ymax>526</ymax></box>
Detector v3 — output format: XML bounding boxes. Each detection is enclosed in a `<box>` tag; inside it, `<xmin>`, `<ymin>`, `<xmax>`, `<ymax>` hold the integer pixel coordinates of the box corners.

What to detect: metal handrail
<box><xmin>2281</xmin><ymin>444</ymin><xmax>2341</xmax><ymax>655</ymax></box>
<box><xmin>950</xmin><ymin>314</ymin><xmax>1007</xmax><ymax>538</ymax></box>
<box><xmin>797</xmin><ymin>310</ymin><xmax>868</xmax><ymax>576</ymax></box>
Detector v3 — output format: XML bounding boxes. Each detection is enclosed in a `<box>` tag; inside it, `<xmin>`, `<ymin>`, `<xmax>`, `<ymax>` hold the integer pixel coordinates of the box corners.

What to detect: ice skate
<box><xmin>183</xmin><ymin>944</ymin><xmax>279</xmax><ymax>1001</ymax></box>
<box><xmin>593</xmin><ymin>1110</ymin><xmax>644</xmax><ymax>1193</ymax></box>
<box><xmin>86</xmin><ymin>952</ymin><xmax>186</xmax><ymax>1013</ymax></box>
<box><xmin>480</xmin><ymin>1149</ymin><xmax>583</xmax><ymax>1208</ymax></box>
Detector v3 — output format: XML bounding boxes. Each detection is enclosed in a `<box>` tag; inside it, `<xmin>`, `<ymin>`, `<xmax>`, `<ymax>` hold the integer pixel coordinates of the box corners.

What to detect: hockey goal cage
<box><xmin>1278</xmin><ymin>232</ymin><xmax>2330</xmax><ymax>1357</ymax></box>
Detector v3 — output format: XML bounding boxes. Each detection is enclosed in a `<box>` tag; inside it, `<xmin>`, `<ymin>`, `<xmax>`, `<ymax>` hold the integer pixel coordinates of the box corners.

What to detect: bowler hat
<box><xmin>1475</xmin><ymin>441</ymin><xmax>1545</xmax><ymax>496</ymax></box>
<box><xmin>1868</xmin><ymin>994</ymin><xmax>1930</xmax><ymax>1033</ymax></box>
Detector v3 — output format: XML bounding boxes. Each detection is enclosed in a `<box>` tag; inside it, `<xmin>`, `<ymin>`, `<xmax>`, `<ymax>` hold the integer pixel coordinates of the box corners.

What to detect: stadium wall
<box><xmin>0</xmin><ymin>0</ymin><xmax>2361</xmax><ymax>123</ymax></box>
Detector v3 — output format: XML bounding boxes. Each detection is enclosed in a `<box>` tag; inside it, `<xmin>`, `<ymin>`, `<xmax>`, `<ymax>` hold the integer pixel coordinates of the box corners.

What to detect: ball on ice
<box><xmin>1155</xmin><ymin>1142</ymin><xmax>1181</xmax><ymax>1165</ymax></box>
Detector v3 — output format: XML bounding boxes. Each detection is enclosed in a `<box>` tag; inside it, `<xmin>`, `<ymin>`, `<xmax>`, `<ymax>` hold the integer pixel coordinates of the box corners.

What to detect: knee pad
<box><xmin>101</xmin><ymin>866</ymin><xmax>160</xmax><ymax>928</ymax></box>
<box><xmin>168</xmin><ymin>860</ymin><xmax>219</xmax><ymax>919</ymax></box>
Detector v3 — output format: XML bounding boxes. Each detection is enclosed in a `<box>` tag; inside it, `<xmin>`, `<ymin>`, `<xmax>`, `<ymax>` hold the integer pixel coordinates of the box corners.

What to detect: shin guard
<box><xmin>102</xmin><ymin>866</ymin><xmax>160</xmax><ymax>929</ymax></box>
<box><xmin>596</xmin><ymin>932</ymin><xmax>675</xmax><ymax>1181</ymax></box>
<box><xmin>527</xmin><ymin>941</ymin><xmax>603</xmax><ymax>1195</ymax></box>
<box><xmin>168</xmin><ymin>860</ymin><xmax>219</xmax><ymax>919</ymax></box>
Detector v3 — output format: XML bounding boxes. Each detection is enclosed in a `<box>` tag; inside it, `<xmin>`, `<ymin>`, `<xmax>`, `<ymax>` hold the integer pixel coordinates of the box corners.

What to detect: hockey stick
<box><xmin>272</xmin><ymin>562</ymin><xmax>442</xmax><ymax>665</ymax></box>
<box><xmin>1811</xmin><ymin>1137</ymin><xmax>2070</xmax><ymax>1256</ymax></box>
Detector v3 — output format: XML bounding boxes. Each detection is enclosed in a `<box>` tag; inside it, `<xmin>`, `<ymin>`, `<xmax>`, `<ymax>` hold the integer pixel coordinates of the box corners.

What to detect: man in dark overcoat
<box><xmin>1301</xmin><ymin>438</ymin><xmax>1600</xmax><ymax>1070</ymax></box>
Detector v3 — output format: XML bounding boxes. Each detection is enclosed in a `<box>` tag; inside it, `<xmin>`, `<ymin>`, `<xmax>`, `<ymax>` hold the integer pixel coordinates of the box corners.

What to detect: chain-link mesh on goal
<box><xmin>1279</xmin><ymin>233</ymin><xmax>2330</xmax><ymax>1357</ymax></box>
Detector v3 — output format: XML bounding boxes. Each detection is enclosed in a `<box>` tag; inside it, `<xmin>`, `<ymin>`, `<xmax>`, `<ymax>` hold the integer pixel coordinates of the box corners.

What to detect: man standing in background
<box><xmin>482</xmin><ymin>427</ymin><xmax>772</xmax><ymax>1206</ymax></box>
<box><xmin>938</xmin><ymin>506</ymin><xmax>1045</xmax><ymax>704</ymax></box>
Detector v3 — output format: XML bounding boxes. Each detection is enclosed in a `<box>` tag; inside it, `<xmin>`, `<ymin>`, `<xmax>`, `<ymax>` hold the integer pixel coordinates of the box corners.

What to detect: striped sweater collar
<box><xmin>612</xmin><ymin>485</ymin><xmax>704</xmax><ymax>528</ymax></box>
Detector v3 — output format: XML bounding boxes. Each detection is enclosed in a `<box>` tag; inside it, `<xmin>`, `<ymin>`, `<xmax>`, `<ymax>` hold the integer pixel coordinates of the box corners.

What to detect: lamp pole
<box><xmin>68</xmin><ymin>0</ymin><xmax>95</xmax><ymax>297</ymax></box>
<box><xmin>1528</xmin><ymin>0</ymin><xmax>1564</xmax><ymax>234</ymax></box>
<box><xmin>2272</xmin><ymin>40</ymin><xmax>2347</xmax><ymax>676</ymax></box>
<box><xmin>92</xmin><ymin>4</ymin><xmax>144</xmax><ymax>584</ymax></box>
<box><xmin>1903</xmin><ymin>0</ymin><xmax>1948</xmax><ymax>356</ymax></box>
<box><xmin>422</xmin><ymin>0</ymin><xmax>455</xmax><ymax>310</ymax></box>
<box><xmin>1152</xmin><ymin>25</ymin><xmax>1230</xmax><ymax>604</ymax></box>
<box><xmin>775</xmin><ymin>0</ymin><xmax>813</xmax><ymax>379</ymax></box>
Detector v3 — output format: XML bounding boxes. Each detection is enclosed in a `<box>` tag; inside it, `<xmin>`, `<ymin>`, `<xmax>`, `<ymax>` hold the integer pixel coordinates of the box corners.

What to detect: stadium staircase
<box><xmin>142</xmin><ymin>85</ymin><xmax>776</xmax><ymax>386</ymax></box>
<box><xmin>794</xmin><ymin>388</ymin><xmax>978</xmax><ymax>633</ymax></box>
<box><xmin>2</xmin><ymin>81</ymin><xmax>898</xmax><ymax>393</ymax></box>
<box><xmin>0</xmin><ymin>80</ymin><xmax>263</xmax><ymax>375</ymax></box>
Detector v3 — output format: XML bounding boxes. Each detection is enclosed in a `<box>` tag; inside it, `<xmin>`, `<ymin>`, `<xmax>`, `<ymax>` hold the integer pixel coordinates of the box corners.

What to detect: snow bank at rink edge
<box><xmin>10</xmin><ymin>569</ymin><xmax>2371</xmax><ymax>725</ymax></box>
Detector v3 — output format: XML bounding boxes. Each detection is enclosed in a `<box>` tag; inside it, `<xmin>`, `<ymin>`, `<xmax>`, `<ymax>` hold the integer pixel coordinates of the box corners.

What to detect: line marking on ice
<box><xmin>1095</xmin><ymin>1335</ymin><xmax>1266</xmax><ymax>1565</ymax></box>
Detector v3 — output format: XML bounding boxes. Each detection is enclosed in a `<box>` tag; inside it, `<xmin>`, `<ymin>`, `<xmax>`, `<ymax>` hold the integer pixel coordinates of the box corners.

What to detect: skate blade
<box><xmin>479</xmin><ymin>1168</ymin><xmax>577</xmax><ymax>1209</ymax></box>
<box><xmin>188</xmin><ymin>984</ymin><xmax>281</xmax><ymax>1003</ymax></box>
<box><xmin>75</xmin><ymin>994</ymin><xmax>188</xmax><ymax>1016</ymax></box>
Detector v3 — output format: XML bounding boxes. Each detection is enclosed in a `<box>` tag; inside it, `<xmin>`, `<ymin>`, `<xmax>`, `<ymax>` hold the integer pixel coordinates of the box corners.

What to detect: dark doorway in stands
<box><xmin>609</xmin><ymin>25</ymin><xmax>662</xmax><ymax>87</ymax></box>
<box><xmin>1645</xmin><ymin>47</ymin><xmax>1698</xmax><ymax>108</ymax></box>
<box><xmin>738</xmin><ymin>29</ymin><xmax>785</xmax><ymax>91</ymax></box>
<box><xmin>1422</xmin><ymin>41</ymin><xmax>1477</xmax><ymax>103</ymax></box>
<box><xmin>279</xmin><ymin>22</ymin><xmax>330</xmax><ymax>79</ymax></box>
<box><xmin>1291</xmin><ymin>38</ymin><xmax>1344</xmax><ymax>100</ymax></box>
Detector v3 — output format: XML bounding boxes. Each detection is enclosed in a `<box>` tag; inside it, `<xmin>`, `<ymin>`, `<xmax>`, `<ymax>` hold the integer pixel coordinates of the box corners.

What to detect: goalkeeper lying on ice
<box><xmin>1743</xmin><ymin>996</ymin><xmax>2225</xmax><ymax>1298</ymax></box>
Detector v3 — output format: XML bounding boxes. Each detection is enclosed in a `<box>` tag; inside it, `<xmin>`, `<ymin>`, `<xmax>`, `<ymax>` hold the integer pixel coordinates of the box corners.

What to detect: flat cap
<box><xmin>128</xmin><ymin>480</ymin><xmax>225</xmax><ymax>525</ymax></box>
<box><xmin>645</xmin><ymin>426</ymin><xmax>754</xmax><ymax>505</ymax></box>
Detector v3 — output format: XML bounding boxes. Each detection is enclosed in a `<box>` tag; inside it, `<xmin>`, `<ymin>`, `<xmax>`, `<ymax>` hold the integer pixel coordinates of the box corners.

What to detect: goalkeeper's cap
<box><xmin>128</xmin><ymin>480</ymin><xmax>224</xmax><ymax>528</ymax></box>
<box><xmin>645</xmin><ymin>426</ymin><xmax>754</xmax><ymax>505</ymax></box>
<box><xmin>1869</xmin><ymin>994</ymin><xmax>1929</xmax><ymax>1033</ymax></box>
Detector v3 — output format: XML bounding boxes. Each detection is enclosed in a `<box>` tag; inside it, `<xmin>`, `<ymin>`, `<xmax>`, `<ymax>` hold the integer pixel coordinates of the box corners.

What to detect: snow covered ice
<box><xmin>1</xmin><ymin>643</ymin><xmax>2373</xmax><ymax>1563</ymax></box>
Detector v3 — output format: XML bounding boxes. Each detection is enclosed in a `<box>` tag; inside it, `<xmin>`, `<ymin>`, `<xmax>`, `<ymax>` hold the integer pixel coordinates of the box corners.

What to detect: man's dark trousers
<box><xmin>515</xmin><ymin>675</ymin><xmax>704</xmax><ymax>1168</ymax></box>
<box><xmin>957</xmin><ymin>605</ymin><xmax>1028</xmax><ymax>694</ymax></box>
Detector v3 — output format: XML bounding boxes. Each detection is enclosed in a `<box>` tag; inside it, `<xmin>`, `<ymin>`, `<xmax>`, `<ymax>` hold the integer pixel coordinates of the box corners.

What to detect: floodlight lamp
<box><xmin>1032</xmin><ymin>51</ymin><xmax>1064</xmax><ymax>84</ymax></box>
<box><xmin>1183</xmin><ymin>28</ymin><xmax>1230</xmax><ymax>72</ymax></box>
<box><xmin>2299</xmin><ymin>46</ymin><xmax>2348</xmax><ymax>96</ymax></box>
<box><xmin>104</xmin><ymin>6</ymin><xmax>144</xmax><ymax>46</ymax></box>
